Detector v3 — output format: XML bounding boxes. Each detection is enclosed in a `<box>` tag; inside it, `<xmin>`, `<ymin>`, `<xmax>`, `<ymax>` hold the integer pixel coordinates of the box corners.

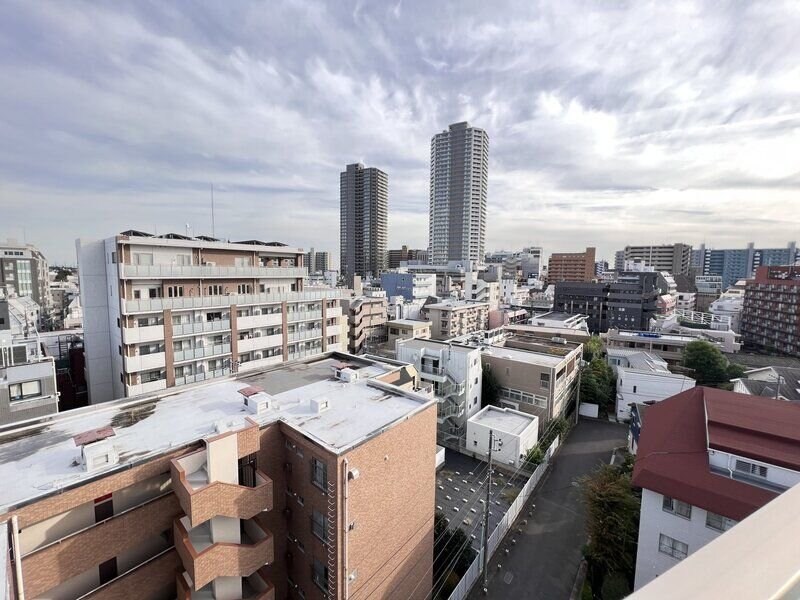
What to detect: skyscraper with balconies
<box><xmin>428</xmin><ymin>122</ymin><xmax>489</xmax><ymax>266</ymax></box>
<box><xmin>340</xmin><ymin>163</ymin><xmax>388</xmax><ymax>284</ymax></box>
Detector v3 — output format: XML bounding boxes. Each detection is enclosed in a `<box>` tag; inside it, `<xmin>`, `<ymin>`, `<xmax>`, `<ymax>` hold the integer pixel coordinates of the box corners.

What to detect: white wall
<box><xmin>615</xmin><ymin>370</ymin><xmax>695</xmax><ymax>420</ymax></box>
<box><xmin>707</xmin><ymin>449</ymin><xmax>800</xmax><ymax>490</ymax></box>
<box><xmin>105</xmin><ymin>238</ymin><xmax>125</xmax><ymax>401</ymax></box>
<box><xmin>466</xmin><ymin>408</ymin><xmax>538</xmax><ymax>467</ymax></box>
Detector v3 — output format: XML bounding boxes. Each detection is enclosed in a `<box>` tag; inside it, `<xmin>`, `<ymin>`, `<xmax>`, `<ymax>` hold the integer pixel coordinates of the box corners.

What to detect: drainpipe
<box><xmin>11</xmin><ymin>516</ymin><xmax>24</xmax><ymax>600</ymax></box>
<box><xmin>343</xmin><ymin>458</ymin><xmax>350</xmax><ymax>600</ymax></box>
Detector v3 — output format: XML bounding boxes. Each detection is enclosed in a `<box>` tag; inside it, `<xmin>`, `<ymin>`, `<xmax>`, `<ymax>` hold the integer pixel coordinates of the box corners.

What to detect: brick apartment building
<box><xmin>77</xmin><ymin>231</ymin><xmax>345</xmax><ymax>404</ymax></box>
<box><xmin>341</xmin><ymin>296</ymin><xmax>388</xmax><ymax>354</ymax></box>
<box><xmin>546</xmin><ymin>247</ymin><xmax>596</xmax><ymax>284</ymax></box>
<box><xmin>0</xmin><ymin>353</ymin><xmax>436</xmax><ymax>600</ymax></box>
<box><xmin>740</xmin><ymin>265</ymin><xmax>800</xmax><ymax>356</ymax></box>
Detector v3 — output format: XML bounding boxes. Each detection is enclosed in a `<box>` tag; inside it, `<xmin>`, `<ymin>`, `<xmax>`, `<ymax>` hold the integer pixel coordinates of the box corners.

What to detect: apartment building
<box><xmin>485</xmin><ymin>247</ymin><xmax>543</xmax><ymax>281</ymax></box>
<box><xmin>340</xmin><ymin>163</ymin><xmax>389</xmax><ymax>283</ymax></box>
<box><xmin>692</xmin><ymin>241</ymin><xmax>799</xmax><ymax>288</ymax></box>
<box><xmin>546</xmin><ymin>247</ymin><xmax>596</xmax><ymax>284</ymax></box>
<box><xmin>77</xmin><ymin>231</ymin><xmax>345</xmax><ymax>404</ymax></box>
<box><xmin>606</xmin><ymin>329</ymin><xmax>729</xmax><ymax>366</ymax></box>
<box><xmin>0</xmin><ymin>311</ymin><xmax>59</xmax><ymax>425</ymax></box>
<box><xmin>622</xmin><ymin>244</ymin><xmax>692</xmax><ymax>276</ymax></box>
<box><xmin>380</xmin><ymin>271</ymin><xmax>436</xmax><ymax>301</ymax></box>
<box><xmin>387</xmin><ymin>246</ymin><xmax>428</xmax><ymax>269</ymax></box>
<box><xmin>466</xmin><ymin>405</ymin><xmax>538</xmax><ymax>467</ymax></box>
<box><xmin>0</xmin><ymin>240</ymin><xmax>53</xmax><ymax>326</ymax></box>
<box><xmin>632</xmin><ymin>387</ymin><xmax>800</xmax><ymax>590</ymax></box>
<box><xmin>421</xmin><ymin>301</ymin><xmax>489</xmax><ymax>340</ymax></box>
<box><xmin>463</xmin><ymin>271</ymin><xmax>500</xmax><ymax>310</ymax></box>
<box><xmin>0</xmin><ymin>353</ymin><xmax>437</xmax><ymax>600</ymax></box>
<box><xmin>387</xmin><ymin>319</ymin><xmax>431</xmax><ymax>347</ymax></box>
<box><xmin>740</xmin><ymin>265</ymin><xmax>800</xmax><ymax>356</ymax></box>
<box><xmin>341</xmin><ymin>296</ymin><xmax>388</xmax><ymax>354</ymax></box>
<box><xmin>304</xmin><ymin>248</ymin><xmax>330</xmax><ymax>275</ymax></box>
<box><xmin>395</xmin><ymin>338</ymin><xmax>482</xmax><ymax>444</ymax></box>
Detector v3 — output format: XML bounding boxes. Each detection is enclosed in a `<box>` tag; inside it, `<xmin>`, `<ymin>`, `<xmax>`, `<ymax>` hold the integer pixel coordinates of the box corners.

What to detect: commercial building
<box><xmin>0</xmin><ymin>353</ymin><xmax>437</xmax><ymax>600</ymax></box>
<box><xmin>380</xmin><ymin>271</ymin><xmax>436</xmax><ymax>301</ymax></box>
<box><xmin>341</xmin><ymin>295</ymin><xmax>388</xmax><ymax>355</ymax></box>
<box><xmin>77</xmin><ymin>231</ymin><xmax>345</xmax><ymax>404</ymax></box>
<box><xmin>622</xmin><ymin>244</ymin><xmax>692</xmax><ymax>276</ymax></box>
<box><xmin>0</xmin><ymin>240</ymin><xmax>53</xmax><ymax>326</ymax></box>
<box><xmin>387</xmin><ymin>246</ymin><xmax>428</xmax><ymax>269</ymax></box>
<box><xmin>709</xmin><ymin>282</ymin><xmax>745</xmax><ymax>333</ymax></box>
<box><xmin>485</xmin><ymin>247</ymin><xmax>543</xmax><ymax>280</ymax></box>
<box><xmin>386</xmin><ymin>319</ymin><xmax>431</xmax><ymax>347</ymax></box>
<box><xmin>694</xmin><ymin>275</ymin><xmax>723</xmax><ymax>312</ymax></box>
<box><xmin>606</xmin><ymin>349</ymin><xmax>695</xmax><ymax>420</ymax></box>
<box><xmin>605</xmin><ymin>329</ymin><xmax>729</xmax><ymax>366</ymax></box>
<box><xmin>546</xmin><ymin>247</ymin><xmax>596</xmax><ymax>284</ymax></box>
<box><xmin>594</xmin><ymin>260</ymin><xmax>609</xmax><ymax>277</ymax></box>
<box><xmin>740</xmin><ymin>265</ymin><xmax>800</xmax><ymax>356</ymax></box>
<box><xmin>632</xmin><ymin>387</ymin><xmax>800</xmax><ymax>589</ymax></box>
<box><xmin>466</xmin><ymin>405</ymin><xmax>539</xmax><ymax>467</ymax></box>
<box><xmin>395</xmin><ymin>338</ymin><xmax>483</xmax><ymax>444</ymax></box>
<box><xmin>732</xmin><ymin>366</ymin><xmax>800</xmax><ymax>403</ymax></box>
<box><xmin>429</xmin><ymin>122</ymin><xmax>489</xmax><ymax>265</ymax></box>
<box><xmin>692</xmin><ymin>242</ymin><xmax>799</xmax><ymax>289</ymax></box>
<box><xmin>403</xmin><ymin>260</ymin><xmax>478</xmax><ymax>298</ymax></box>
<box><xmin>420</xmin><ymin>301</ymin><xmax>489</xmax><ymax>340</ymax></box>
<box><xmin>340</xmin><ymin>163</ymin><xmax>389</xmax><ymax>282</ymax></box>
<box><xmin>304</xmin><ymin>248</ymin><xmax>330</xmax><ymax>275</ymax></box>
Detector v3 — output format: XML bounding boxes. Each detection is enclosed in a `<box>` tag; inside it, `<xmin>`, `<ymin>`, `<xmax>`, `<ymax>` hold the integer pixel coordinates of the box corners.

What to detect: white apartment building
<box><xmin>606</xmin><ymin>349</ymin><xmax>695</xmax><ymax>420</ymax></box>
<box><xmin>421</xmin><ymin>300</ymin><xmax>489</xmax><ymax>340</ymax></box>
<box><xmin>674</xmin><ymin>291</ymin><xmax>695</xmax><ymax>311</ymax></box>
<box><xmin>464</xmin><ymin>271</ymin><xmax>500</xmax><ymax>309</ymax></box>
<box><xmin>632</xmin><ymin>388</ymin><xmax>800</xmax><ymax>590</ymax></box>
<box><xmin>709</xmin><ymin>281</ymin><xmax>746</xmax><ymax>333</ymax></box>
<box><xmin>77</xmin><ymin>231</ymin><xmax>344</xmax><ymax>403</ymax></box>
<box><xmin>395</xmin><ymin>338</ymin><xmax>483</xmax><ymax>443</ymax></box>
<box><xmin>466</xmin><ymin>405</ymin><xmax>538</xmax><ymax>467</ymax></box>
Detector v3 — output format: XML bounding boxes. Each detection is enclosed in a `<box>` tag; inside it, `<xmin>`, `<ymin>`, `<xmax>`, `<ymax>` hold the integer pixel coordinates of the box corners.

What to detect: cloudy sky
<box><xmin>1</xmin><ymin>1</ymin><xmax>799</xmax><ymax>266</ymax></box>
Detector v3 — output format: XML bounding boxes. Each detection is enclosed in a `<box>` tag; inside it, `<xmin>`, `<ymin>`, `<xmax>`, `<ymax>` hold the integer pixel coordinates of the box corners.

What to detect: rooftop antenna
<box><xmin>211</xmin><ymin>183</ymin><xmax>216</xmax><ymax>238</ymax></box>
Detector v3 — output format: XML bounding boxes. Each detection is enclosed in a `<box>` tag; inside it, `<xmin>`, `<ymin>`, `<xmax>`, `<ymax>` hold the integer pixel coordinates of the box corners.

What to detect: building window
<box><xmin>9</xmin><ymin>380</ymin><xmax>42</xmax><ymax>402</ymax></box>
<box><xmin>208</xmin><ymin>284</ymin><xmax>223</xmax><ymax>295</ymax></box>
<box><xmin>706</xmin><ymin>511</ymin><xmax>737</xmax><ymax>532</ymax></box>
<box><xmin>133</xmin><ymin>253</ymin><xmax>153</xmax><ymax>266</ymax></box>
<box><xmin>658</xmin><ymin>533</ymin><xmax>688</xmax><ymax>560</ymax></box>
<box><xmin>167</xmin><ymin>285</ymin><xmax>184</xmax><ymax>298</ymax></box>
<box><xmin>311</xmin><ymin>457</ymin><xmax>327</xmax><ymax>490</ymax></box>
<box><xmin>734</xmin><ymin>459</ymin><xmax>768</xmax><ymax>479</ymax></box>
<box><xmin>311</xmin><ymin>509</ymin><xmax>328</xmax><ymax>542</ymax></box>
<box><xmin>662</xmin><ymin>496</ymin><xmax>692</xmax><ymax>519</ymax></box>
<box><xmin>540</xmin><ymin>373</ymin><xmax>550</xmax><ymax>388</ymax></box>
<box><xmin>237</xmin><ymin>284</ymin><xmax>252</xmax><ymax>294</ymax></box>
<box><xmin>312</xmin><ymin>558</ymin><xmax>328</xmax><ymax>592</ymax></box>
<box><xmin>98</xmin><ymin>557</ymin><xmax>118</xmax><ymax>585</ymax></box>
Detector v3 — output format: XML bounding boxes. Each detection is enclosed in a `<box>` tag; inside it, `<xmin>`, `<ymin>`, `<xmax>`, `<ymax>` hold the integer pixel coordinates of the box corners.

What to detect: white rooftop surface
<box><xmin>480</xmin><ymin>343</ymin><xmax>565</xmax><ymax>367</ymax></box>
<box><xmin>624</xmin><ymin>351</ymin><xmax>670</xmax><ymax>372</ymax></box>
<box><xmin>389</xmin><ymin>319</ymin><xmax>431</xmax><ymax>328</ymax></box>
<box><xmin>397</xmin><ymin>338</ymin><xmax>477</xmax><ymax>355</ymax></box>
<box><xmin>0</xmin><ymin>360</ymin><xmax>432</xmax><ymax>512</ymax></box>
<box><xmin>469</xmin><ymin>406</ymin><xmax>536</xmax><ymax>436</ymax></box>
<box><xmin>611</xmin><ymin>330</ymin><xmax>699</xmax><ymax>343</ymax></box>
<box><xmin>425</xmin><ymin>301</ymin><xmax>488</xmax><ymax>310</ymax></box>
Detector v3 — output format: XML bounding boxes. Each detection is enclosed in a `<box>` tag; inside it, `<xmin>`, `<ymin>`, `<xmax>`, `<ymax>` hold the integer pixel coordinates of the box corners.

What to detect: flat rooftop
<box><xmin>531</xmin><ymin>311</ymin><xmax>581</xmax><ymax>322</ymax></box>
<box><xmin>469</xmin><ymin>406</ymin><xmax>537</xmax><ymax>435</ymax></box>
<box><xmin>388</xmin><ymin>319</ymin><xmax>431</xmax><ymax>328</ymax></box>
<box><xmin>396</xmin><ymin>338</ymin><xmax>477</xmax><ymax>355</ymax></box>
<box><xmin>609</xmin><ymin>329</ymin><xmax>703</xmax><ymax>343</ymax></box>
<box><xmin>0</xmin><ymin>354</ymin><xmax>433</xmax><ymax>512</ymax></box>
<box><xmin>424</xmin><ymin>301</ymin><xmax>489</xmax><ymax>310</ymax></box>
<box><xmin>480</xmin><ymin>343</ymin><xmax>567</xmax><ymax>367</ymax></box>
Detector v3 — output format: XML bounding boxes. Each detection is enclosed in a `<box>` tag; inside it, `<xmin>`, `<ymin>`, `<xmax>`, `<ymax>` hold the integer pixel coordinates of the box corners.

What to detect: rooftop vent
<box><xmin>80</xmin><ymin>440</ymin><xmax>119</xmax><ymax>473</ymax></box>
<box><xmin>551</xmin><ymin>337</ymin><xmax>568</xmax><ymax>345</ymax></box>
<box><xmin>338</xmin><ymin>368</ymin><xmax>360</xmax><ymax>383</ymax></box>
<box><xmin>310</xmin><ymin>396</ymin><xmax>330</xmax><ymax>414</ymax></box>
<box><xmin>244</xmin><ymin>392</ymin><xmax>274</xmax><ymax>415</ymax></box>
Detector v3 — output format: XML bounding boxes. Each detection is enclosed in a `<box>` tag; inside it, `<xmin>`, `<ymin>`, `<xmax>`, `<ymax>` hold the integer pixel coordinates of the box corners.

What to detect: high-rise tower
<box><xmin>340</xmin><ymin>163</ymin><xmax>388</xmax><ymax>282</ymax></box>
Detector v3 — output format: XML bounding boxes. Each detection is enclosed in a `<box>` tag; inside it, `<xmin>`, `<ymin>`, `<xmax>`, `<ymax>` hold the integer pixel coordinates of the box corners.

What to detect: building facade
<box><xmin>421</xmin><ymin>301</ymin><xmax>489</xmax><ymax>340</ymax></box>
<box><xmin>546</xmin><ymin>247</ymin><xmax>596</xmax><ymax>284</ymax></box>
<box><xmin>77</xmin><ymin>232</ymin><xmax>345</xmax><ymax>404</ymax></box>
<box><xmin>622</xmin><ymin>244</ymin><xmax>692</xmax><ymax>276</ymax></box>
<box><xmin>740</xmin><ymin>265</ymin><xmax>800</xmax><ymax>356</ymax></box>
<box><xmin>632</xmin><ymin>387</ymin><xmax>800</xmax><ymax>590</ymax></box>
<box><xmin>341</xmin><ymin>296</ymin><xmax>388</xmax><ymax>355</ymax></box>
<box><xmin>693</xmin><ymin>242</ymin><xmax>799</xmax><ymax>289</ymax></box>
<box><xmin>340</xmin><ymin>163</ymin><xmax>389</xmax><ymax>283</ymax></box>
<box><xmin>304</xmin><ymin>248</ymin><xmax>330</xmax><ymax>275</ymax></box>
<box><xmin>387</xmin><ymin>246</ymin><xmax>428</xmax><ymax>269</ymax></box>
<box><xmin>429</xmin><ymin>122</ymin><xmax>489</xmax><ymax>266</ymax></box>
<box><xmin>380</xmin><ymin>271</ymin><xmax>436</xmax><ymax>301</ymax></box>
<box><xmin>0</xmin><ymin>240</ymin><xmax>53</xmax><ymax>327</ymax></box>
<box><xmin>0</xmin><ymin>353</ymin><xmax>436</xmax><ymax>600</ymax></box>
<box><xmin>466</xmin><ymin>405</ymin><xmax>538</xmax><ymax>467</ymax></box>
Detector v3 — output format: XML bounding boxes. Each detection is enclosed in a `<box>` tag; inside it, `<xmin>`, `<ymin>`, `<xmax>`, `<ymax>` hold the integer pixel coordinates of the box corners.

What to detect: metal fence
<box><xmin>444</xmin><ymin>435</ymin><xmax>561</xmax><ymax>600</ymax></box>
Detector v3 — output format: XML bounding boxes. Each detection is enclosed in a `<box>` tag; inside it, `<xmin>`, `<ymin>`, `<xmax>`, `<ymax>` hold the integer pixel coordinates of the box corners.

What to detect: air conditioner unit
<box><xmin>204</xmin><ymin>261</ymin><xmax>216</xmax><ymax>267</ymax></box>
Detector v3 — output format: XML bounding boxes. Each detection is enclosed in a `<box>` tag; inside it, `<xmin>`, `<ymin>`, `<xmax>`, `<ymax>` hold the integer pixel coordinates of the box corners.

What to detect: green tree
<box><xmin>481</xmin><ymin>364</ymin><xmax>500</xmax><ymax>407</ymax></box>
<box><xmin>583</xmin><ymin>335</ymin><xmax>604</xmax><ymax>362</ymax></box>
<box><xmin>582</xmin><ymin>465</ymin><xmax>640</xmax><ymax>599</ymax></box>
<box><xmin>580</xmin><ymin>369</ymin><xmax>603</xmax><ymax>405</ymax></box>
<box><xmin>683</xmin><ymin>340</ymin><xmax>730</xmax><ymax>386</ymax></box>
<box><xmin>726</xmin><ymin>363</ymin><xmax>746</xmax><ymax>381</ymax></box>
<box><xmin>433</xmin><ymin>511</ymin><xmax>476</xmax><ymax>598</ymax></box>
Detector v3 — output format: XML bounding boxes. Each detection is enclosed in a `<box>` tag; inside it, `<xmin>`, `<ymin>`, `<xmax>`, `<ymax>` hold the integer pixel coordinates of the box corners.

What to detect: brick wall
<box><xmin>82</xmin><ymin>549</ymin><xmax>181</xmax><ymax>600</ymax></box>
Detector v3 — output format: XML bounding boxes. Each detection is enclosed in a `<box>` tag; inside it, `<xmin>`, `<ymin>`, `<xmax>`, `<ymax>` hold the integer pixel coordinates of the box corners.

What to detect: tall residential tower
<box><xmin>340</xmin><ymin>163</ymin><xmax>388</xmax><ymax>283</ymax></box>
<box><xmin>429</xmin><ymin>122</ymin><xmax>489</xmax><ymax>266</ymax></box>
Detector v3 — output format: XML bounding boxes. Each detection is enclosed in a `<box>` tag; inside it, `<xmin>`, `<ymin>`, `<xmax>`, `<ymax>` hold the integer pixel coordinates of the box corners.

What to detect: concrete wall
<box><xmin>615</xmin><ymin>370</ymin><xmax>695</xmax><ymax>420</ymax></box>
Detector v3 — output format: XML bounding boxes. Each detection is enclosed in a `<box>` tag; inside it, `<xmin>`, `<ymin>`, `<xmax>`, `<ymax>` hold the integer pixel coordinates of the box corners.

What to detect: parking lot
<box><xmin>435</xmin><ymin>450</ymin><xmax>527</xmax><ymax>551</ymax></box>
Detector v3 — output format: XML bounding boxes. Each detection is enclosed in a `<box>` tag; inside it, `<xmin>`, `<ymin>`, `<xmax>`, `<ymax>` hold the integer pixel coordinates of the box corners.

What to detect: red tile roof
<box><xmin>631</xmin><ymin>387</ymin><xmax>800</xmax><ymax>521</ymax></box>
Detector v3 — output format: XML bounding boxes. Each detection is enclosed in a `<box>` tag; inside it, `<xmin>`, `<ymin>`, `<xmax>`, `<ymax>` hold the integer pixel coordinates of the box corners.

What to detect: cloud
<box><xmin>0</xmin><ymin>0</ymin><xmax>799</xmax><ymax>266</ymax></box>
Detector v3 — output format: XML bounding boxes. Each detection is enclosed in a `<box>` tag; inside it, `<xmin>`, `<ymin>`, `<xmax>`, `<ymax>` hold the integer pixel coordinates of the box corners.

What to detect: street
<box><xmin>468</xmin><ymin>419</ymin><xmax>628</xmax><ymax>600</ymax></box>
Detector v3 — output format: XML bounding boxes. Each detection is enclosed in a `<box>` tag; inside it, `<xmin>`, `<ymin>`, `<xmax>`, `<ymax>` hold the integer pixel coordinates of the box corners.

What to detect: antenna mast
<box><xmin>211</xmin><ymin>183</ymin><xmax>216</xmax><ymax>238</ymax></box>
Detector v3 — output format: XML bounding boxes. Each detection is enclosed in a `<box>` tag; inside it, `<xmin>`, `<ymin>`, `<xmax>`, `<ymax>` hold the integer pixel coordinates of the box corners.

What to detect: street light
<box><xmin>575</xmin><ymin>358</ymin><xmax>587</xmax><ymax>425</ymax></box>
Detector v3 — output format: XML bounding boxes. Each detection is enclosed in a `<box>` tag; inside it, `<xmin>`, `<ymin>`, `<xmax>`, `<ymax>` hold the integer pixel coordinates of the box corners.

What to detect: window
<box><xmin>662</xmin><ymin>496</ymin><xmax>692</xmax><ymax>519</ymax></box>
<box><xmin>9</xmin><ymin>380</ymin><xmax>42</xmax><ymax>402</ymax></box>
<box><xmin>237</xmin><ymin>284</ymin><xmax>252</xmax><ymax>294</ymax></box>
<box><xmin>148</xmin><ymin>287</ymin><xmax>162</xmax><ymax>298</ymax></box>
<box><xmin>311</xmin><ymin>509</ymin><xmax>328</xmax><ymax>542</ymax></box>
<box><xmin>98</xmin><ymin>557</ymin><xmax>118</xmax><ymax>585</ymax></box>
<box><xmin>658</xmin><ymin>533</ymin><xmax>688</xmax><ymax>560</ymax></box>
<box><xmin>167</xmin><ymin>285</ymin><xmax>184</xmax><ymax>298</ymax></box>
<box><xmin>206</xmin><ymin>312</ymin><xmax>223</xmax><ymax>322</ymax></box>
<box><xmin>208</xmin><ymin>284</ymin><xmax>223</xmax><ymax>295</ymax></box>
<box><xmin>735</xmin><ymin>459</ymin><xmax>768</xmax><ymax>479</ymax></box>
<box><xmin>133</xmin><ymin>253</ymin><xmax>153</xmax><ymax>266</ymax></box>
<box><xmin>176</xmin><ymin>254</ymin><xmax>192</xmax><ymax>266</ymax></box>
<box><xmin>312</xmin><ymin>558</ymin><xmax>328</xmax><ymax>592</ymax></box>
<box><xmin>633</xmin><ymin>385</ymin><xmax>637</xmax><ymax>393</ymax></box>
<box><xmin>133</xmin><ymin>290</ymin><xmax>141</xmax><ymax>299</ymax></box>
<box><xmin>540</xmin><ymin>373</ymin><xmax>550</xmax><ymax>389</ymax></box>
<box><xmin>311</xmin><ymin>457</ymin><xmax>327</xmax><ymax>489</ymax></box>
<box><xmin>706</xmin><ymin>511</ymin><xmax>737</xmax><ymax>532</ymax></box>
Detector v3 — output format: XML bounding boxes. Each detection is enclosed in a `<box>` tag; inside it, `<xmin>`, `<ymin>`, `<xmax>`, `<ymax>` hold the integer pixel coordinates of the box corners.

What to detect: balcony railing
<box><xmin>123</xmin><ymin>289</ymin><xmax>341</xmax><ymax>314</ymax></box>
<box><xmin>287</xmin><ymin>329</ymin><xmax>323</xmax><ymax>342</ymax></box>
<box><xmin>122</xmin><ymin>264</ymin><xmax>306</xmax><ymax>279</ymax></box>
<box><xmin>171</xmin><ymin>450</ymin><xmax>273</xmax><ymax>528</ymax></box>
<box><xmin>287</xmin><ymin>309</ymin><xmax>323</xmax><ymax>322</ymax></box>
<box><xmin>174</xmin><ymin>516</ymin><xmax>274</xmax><ymax>590</ymax></box>
<box><xmin>173</xmin><ymin>344</ymin><xmax>231</xmax><ymax>363</ymax></box>
<box><xmin>172</xmin><ymin>320</ymin><xmax>231</xmax><ymax>336</ymax></box>
<box><xmin>174</xmin><ymin>368</ymin><xmax>230</xmax><ymax>387</ymax></box>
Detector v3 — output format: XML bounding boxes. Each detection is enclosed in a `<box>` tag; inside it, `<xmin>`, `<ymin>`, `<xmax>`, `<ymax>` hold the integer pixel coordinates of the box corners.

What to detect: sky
<box><xmin>1</xmin><ymin>1</ymin><xmax>799</xmax><ymax>267</ymax></box>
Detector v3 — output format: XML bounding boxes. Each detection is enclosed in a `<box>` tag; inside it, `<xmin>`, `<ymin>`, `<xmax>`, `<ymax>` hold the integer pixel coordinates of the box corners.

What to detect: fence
<box><xmin>444</xmin><ymin>435</ymin><xmax>561</xmax><ymax>600</ymax></box>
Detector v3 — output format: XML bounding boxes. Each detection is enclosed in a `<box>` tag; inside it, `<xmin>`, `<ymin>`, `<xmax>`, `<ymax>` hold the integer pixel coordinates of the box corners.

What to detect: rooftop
<box><xmin>632</xmin><ymin>387</ymin><xmax>800</xmax><ymax>521</ymax></box>
<box><xmin>608</xmin><ymin>329</ymin><xmax>705</xmax><ymax>343</ymax></box>
<box><xmin>424</xmin><ymin>300</ymin><xmax>489</xmax><ymax>310</ymax></box>
<box><xmin>0</xmin><ymin>354</ymin><xmax>433</xmax><ymax>512</ymax></box>
<box><xmin>480</xmin><ymin>341</ymin><xmax>572</xmax><ymax>367</ymax></box>
<box><xmin>531</xmin><ymin>311</ymin><xmax>582</xmax><ymax>323</ymax></box>
<box><xmin>388</xmin><ymin>319</ymin><xmax>432</xmax><ymax>328</ymax></box>
<box><xmin>468</xmin><ymin>405</ymin><xmax>537</xmax><ymax>436</ymax></box>
<box><xmin>396</xmin><ymin>338</ymin><xmax>478</xmax><ymax>355</ymax></box>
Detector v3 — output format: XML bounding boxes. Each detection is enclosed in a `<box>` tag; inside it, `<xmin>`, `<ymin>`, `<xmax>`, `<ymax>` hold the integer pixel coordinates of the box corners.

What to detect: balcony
<box><xmin>287</xmin><ymin>329</ymin><xmax>322</xmax><ymax>342</ymax></box>
<box><xmin>287</xmin><ymin>348</ymin><xmax>323</xmax><ymax>361</ymax></box>
<box><xmin>126</xmin><ymin>378</ymin><xmax>167</xmax><ymax>396</ymax></box>
<box><xmin>122</xmin><ymin>264</ymin><xmax>306</xmax><ymax>280</ymax></box>
<box><xmin>174</xmin><ymin>344</ymin><xmax>231</xmax><ymax>362</ymax></box>
<box><xmin>287</xmin><ymin>309</ymin><xmax>322</xmax><ymax>322</ymax></box>
<box><xmin>122</xmin><ymin>289</ymin><xmax>341</xmax><ymax>315</ymax></box>
<box><xmin>237</xmin><ymin>334</ymin><xmax>283</xmax><ymax>353</ymax></box>
<box><xmin>175</xmin><ymin>517</ymin><xmax>274</xmax><ymax>590</ymax></box>
<box><xmin>172</xmin><ymin>451</ymin><xmax>273</xmax><ymax>528</ymax></box>
<box><xmin>437</xmin><ymin>398</ymin><xmax>465</xmax><ymax>423</ymax></box>
<box><xmin>177</xmin><ymin>568</ymin><xmax>275</xmax><ymax>600</ymax></box>
<box><xmin>173</xmin><ymin>320</ymin><xmax>231</xmax><ymax>336</ymax></box>
<box><xmin>123</xmin><ymin>351</ymin><xmax>166</xmax><ymax>372</ymax></box>
<box><xmin>238</xmin><ymin>354</ymin><xmax>283</xmax><ymax>372</ymax></box>
<box><xmin>326</xmin><ymin>306</ymin><xmax>343</xmax><ymax>320</ymax></box>
<box><xmin>174</xmin><ymin>368</ymin><xmax>230</xmax><ymax>387</ymax></box>
<box><xmin>121</xmin><ymin>324</ymin><xmax>164</xmax><ymax>344</ymax></box>
<box><xmin>79</xmin><ymin>548</ymin><xmax>180</xmax><ymax>600</ymax></box>
<box><xmin>237</xmin><ymin>313</ymin><xmax>283</xmax><ymax>330</ymax></box>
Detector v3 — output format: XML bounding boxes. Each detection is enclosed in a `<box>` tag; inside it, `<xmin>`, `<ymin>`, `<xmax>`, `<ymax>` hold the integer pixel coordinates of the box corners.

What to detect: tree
<box><xmin>682</xmin><ymin>340</ymin><xmax>730</xmax><ymax>386</ymax></box>
<box><xmin>433</xmin><ymin>511</ymin><xmax>476</xmax><ymax>598</ymax></box>
<box><xmin>726</xmin><ymin>363</ymin><xmax>746</xmax><ymax>381</ymax></box>
<box><xmin>481</xmin><ymin>364</ymin><xmax>500</xmax><ymax>407</ymax></box>
<box><xmin>581</xmin><ymin>465</ymin><xmax>640</xmax><ymax>599</ymax></box>
<box><xmin>583</xmin><ymin>335</ymin><xmax>604</xmax><ymax>362</ymax></box>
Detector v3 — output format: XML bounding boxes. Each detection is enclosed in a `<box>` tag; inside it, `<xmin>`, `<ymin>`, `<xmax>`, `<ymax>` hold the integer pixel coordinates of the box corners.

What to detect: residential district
<box><xmin>1</xmin><ymin>122</ymin><xmax>799</xmax><ymax>600</ymax></box>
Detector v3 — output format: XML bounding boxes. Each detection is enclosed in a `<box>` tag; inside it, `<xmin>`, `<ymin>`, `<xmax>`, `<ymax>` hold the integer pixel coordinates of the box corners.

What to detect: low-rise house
<box><xmin>632</xmin><ymin>387</ymin><xmax>800</xmax><ymax>590</ymax></box>
<box><xmin>605</xmin><ymin>329</ymin><xmax>732</xmax><ymax>366</ymax></box>
<box><xmin>732</xmin><ymin>366</ymin><xmax>800</xmax><ymax>403</ymax></box>
<box><xmin>386</xmin><ymin>319</ymin><xmax>431</xmax><ymax>347</ymax></box>
<box><xmin>466</xmin><ymin>405</ymin><xmax>539</xmax><ymax>467</ymax></box>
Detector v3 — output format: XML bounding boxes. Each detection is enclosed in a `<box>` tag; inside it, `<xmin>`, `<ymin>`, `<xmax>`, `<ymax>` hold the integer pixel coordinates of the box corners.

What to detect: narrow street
<box><xmin>468</xmin><ymin>419</ymin><xmax>628</xmax><ymax>600</ymax></box>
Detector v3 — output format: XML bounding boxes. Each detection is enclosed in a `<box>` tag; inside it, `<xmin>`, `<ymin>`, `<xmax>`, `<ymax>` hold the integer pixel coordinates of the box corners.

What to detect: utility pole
<box><xmin>482</xmin><ymin>429</ymin><xmax>498</xmax><ymax>593</ymax></box>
